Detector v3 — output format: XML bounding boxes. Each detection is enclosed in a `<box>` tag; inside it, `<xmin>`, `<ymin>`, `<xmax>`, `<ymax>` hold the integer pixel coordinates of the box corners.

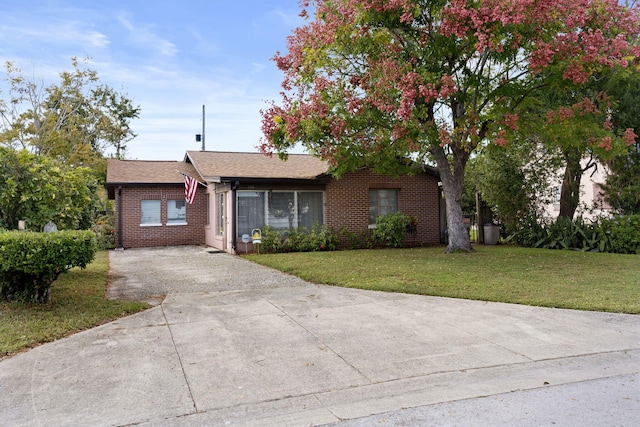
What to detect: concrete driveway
<box><xmin>1</xmin><ymin>246</ymin><xmax>639</xmax><ymax>426</ymax></box>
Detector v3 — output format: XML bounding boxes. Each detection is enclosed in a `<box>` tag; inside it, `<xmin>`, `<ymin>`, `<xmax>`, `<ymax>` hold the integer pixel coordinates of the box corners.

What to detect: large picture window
<box><xmin>167</xmin><ymin>199</ymin><xmax>186</xmax><ymax>224</ymax></box>
<box><xmin>369</xmin><ymin>189</ymin><xmax>398</xmax><ymax>224</ymax></box>
<box><xmin>141</xmin><ymin>200</ymin><xmax>161</xmax><ymax>225</ymax></box>
<box><xmin>236</xmin><ymin>191</ymin><xmax>323</xmax><ymax>237</ymax></box>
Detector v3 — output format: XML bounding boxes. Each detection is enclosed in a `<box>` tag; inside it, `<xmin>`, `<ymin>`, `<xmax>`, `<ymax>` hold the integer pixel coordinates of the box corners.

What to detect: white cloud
<box><xmin>0</xmin><ymin>22</ymin><xmax>109</xmax><ymax>50</ymax></box>
<box><xmin>270</xmin><ymin>8</ymin><xmax>304</xmax><ymax>27</ymax></box>
<box><xmin>117</xmin><ymin>15</ymin><xmax>178</xmax><ymax>57</ymax></box>
<box><xmin>86</xmin><ymin>31</ymin><xmax>110</xmax><ymax>48</ymax></box>
<box><xmin>251</xmin><ymin>62</ymin><xmax>266</xmax><ymax>74</ymax></box>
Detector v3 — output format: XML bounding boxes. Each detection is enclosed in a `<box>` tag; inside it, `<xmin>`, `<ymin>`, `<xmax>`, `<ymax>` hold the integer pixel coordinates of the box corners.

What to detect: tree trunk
<box><xmin>432</xmin><ymin>146</ymin><xmax>473</xmax><ymax>253</ymax></box>
<box><xmin>558</xmin><ymin>155</ymin><xmax>583</xmax><ymax>220</ymax></box>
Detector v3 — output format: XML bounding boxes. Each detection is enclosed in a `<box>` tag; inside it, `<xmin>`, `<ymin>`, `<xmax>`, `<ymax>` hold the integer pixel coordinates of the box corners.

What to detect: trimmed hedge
<box><xmin>0</xmin><ymin>230</ymin><xmax>97</xmax><ymax>303</ymax></box>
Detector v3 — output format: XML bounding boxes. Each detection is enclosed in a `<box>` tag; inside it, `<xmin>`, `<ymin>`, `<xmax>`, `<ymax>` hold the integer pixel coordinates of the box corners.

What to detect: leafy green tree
<box><xmin>535</xmin><ymin>81</ymin><xmax>636</xmax><ymax>219</ymax></box>
<box><xmin>604</xmin><ymin>147</ymin><xmax>640</xmax><ymax>214</ymax></box>
<box><xmin>469</xmin><ymin>66</ymin><xmax>639</xmax><ymax>227</ymax></box>
<box><xmin>0</xmin><ymin>147</ymin><xmax>99</xmax><ymax>231</ymax></box>
<box><xmin>468</xmin><ymin>137</ymin><xmax>561</xmax><ymax>236</ymax></box>
<box><xmin>602</xmin><ymin>70</ymin><xmax>640</xmax><ymax>214</ymax></box>
<box><xmin>0</xmin><ymin>57</ymin><xmax>140</xmax><ymax>175</ymax></box>
<box><xmin>261</xmin><ymin>0</ymin><xmax>640</xmax><ymax>252</ymax></box>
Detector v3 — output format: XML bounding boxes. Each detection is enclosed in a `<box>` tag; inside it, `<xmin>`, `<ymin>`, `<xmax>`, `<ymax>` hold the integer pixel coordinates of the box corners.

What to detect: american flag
<box><xmin>184</xmin><ymin>174</ymin><xmax>199</xmax><ymax>204</ymax></box>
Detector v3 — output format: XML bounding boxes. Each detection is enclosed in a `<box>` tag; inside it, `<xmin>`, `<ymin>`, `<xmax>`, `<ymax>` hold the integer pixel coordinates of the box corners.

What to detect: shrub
<box><xmin>257</xmin><ymin>224</ymin><xmax>339</xmax><ymax>253</ymax></box>
<box><xmin>91</xmin><ymin>214</ymin><xmax>116</xmax><ymax>250</ymax></box>
<box><xmin>308</xmin><ymin>222</ymin><xmax>340</xmax><ymax>251</ymax></box>
<box><xmin>597</xmin><ymin>214</ymin><xmax>640</xmax><ymax>254</ymax></box>
<box><xmin>505</xmin><ymin>215</ymin><xmax>640</xmax><ymax>254</ymax></box>
<box><xmin>259</xmin><ymin>226</ymin><xmax>284</xmax><ymax>253</ymax></box>
<box><xmin>338</xmin><ymin>227</ymin><xmax>373</xmax><ymax>250</ymax></box>
<box><xmin>506</xmin><ymin>216</ymin><xmax>597</xmax><ymax>251</ymax></box>
<box><xmin>505</xmin><ymin>216</ymin><xmax>545</xmax><ymax>247</ymax></box>
<box><xmin>539</xmin><ymin>217</ymin><xmax>591</xmax><ymax>250</ymax></box>
<box><xmin>371</xmin><ymin>212</ymin><xmax>417</xmax><ymax>248</ymax></box>
<box><xmin>0</xmin><ymin>230</ymin><xmax>97</xmax><ymax>303</ymax></box>
<box><xmin>282</xmin><ymin>227</ymin><xmax>312</xmax><ymax>252</ymax></box>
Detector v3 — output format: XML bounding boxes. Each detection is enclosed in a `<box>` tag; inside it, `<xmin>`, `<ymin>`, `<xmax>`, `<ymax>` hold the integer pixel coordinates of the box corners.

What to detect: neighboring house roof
<box><xmin>184</xmin><ymin>151</ymin><xmax>329</xmax><ymax>182</ymax></box>
<box><xmin>106</xmin><ymin>159</ymin><xmax>201</xmax><ymax>185</ymax></box>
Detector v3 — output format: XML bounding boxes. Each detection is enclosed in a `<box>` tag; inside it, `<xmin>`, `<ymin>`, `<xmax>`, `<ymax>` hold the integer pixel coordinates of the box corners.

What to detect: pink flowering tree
<box><xmin>540</xmin><ymin>86</ymin><xmax>638</xmax><ymax>219</ymax></box>
<box><xmin>261</xmin><ymin>0</ymin><xmax>640</xmax><ymax>252</ymax></box>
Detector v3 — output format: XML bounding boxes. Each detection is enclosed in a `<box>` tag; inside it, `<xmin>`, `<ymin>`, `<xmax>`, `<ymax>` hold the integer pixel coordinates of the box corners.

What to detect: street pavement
<box><xmin>1</xmin><ymin>246</ymin><xmax>639</xmax><ymax>426</ymax></box>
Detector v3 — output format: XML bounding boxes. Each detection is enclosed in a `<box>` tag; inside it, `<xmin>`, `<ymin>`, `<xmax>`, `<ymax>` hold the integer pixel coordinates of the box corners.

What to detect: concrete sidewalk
<box><xmin>1</xmin><ymin>247</ymin><xmax>639</xmax><ymax>426</ymax></box>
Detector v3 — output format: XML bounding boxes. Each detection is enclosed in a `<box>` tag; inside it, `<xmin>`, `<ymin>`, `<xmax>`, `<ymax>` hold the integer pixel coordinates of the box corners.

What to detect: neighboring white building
<box><xmin>545</xmin><ymin>161</ymin><xmax>612</xmax><ymax>221</ymax></box>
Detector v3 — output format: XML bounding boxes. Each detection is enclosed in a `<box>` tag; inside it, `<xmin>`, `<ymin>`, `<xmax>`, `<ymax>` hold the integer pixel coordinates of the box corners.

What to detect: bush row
<box><xmin>255</xmin><ymin>213</ymin><xmax>419</xmax><ymax>254</ymax></box>
<box><xmin>507</xmin><ymin>214</ymin><xmax>640</xmax><ymax>254</ymax></box>
<box><xmin>258</xmin><ymin>224</ymin><xmax>339</xmax><ymax>254</ymax></box>
<box><xmin>0</xmin><ymin>230</ymin><xmax>97</xmax><ymax>303</ymax></box>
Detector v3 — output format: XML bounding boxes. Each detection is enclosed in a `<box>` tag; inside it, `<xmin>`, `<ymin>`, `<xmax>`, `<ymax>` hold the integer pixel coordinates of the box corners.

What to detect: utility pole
<box><xmin>201</xmin><ymin>104</ymin><xmax>205</xmax><ymax>151</ymax></box>
<box><xmin>196</xmin><ymin>105</ymin><xmax>206</xmax><ymax>151</ymax></box>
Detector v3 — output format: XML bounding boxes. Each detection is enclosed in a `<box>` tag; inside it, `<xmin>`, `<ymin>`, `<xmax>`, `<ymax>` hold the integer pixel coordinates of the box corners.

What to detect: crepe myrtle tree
<box><xmin>260</xmin><ymin>0</ymin><xmax>640</xmax><ymax>252</ymax></box>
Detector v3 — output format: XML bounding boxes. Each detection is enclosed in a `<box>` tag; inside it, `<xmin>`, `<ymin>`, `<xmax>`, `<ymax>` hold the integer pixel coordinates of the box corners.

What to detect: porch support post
<box><xmin>116</xmin><ymin>186</ymin><xmax>124</xmax><ymax>250</ymax></box>
<box><xmin>231</xmin><ymin>181</ymin><xmax>239</xmax><ymax>253</ymax></box>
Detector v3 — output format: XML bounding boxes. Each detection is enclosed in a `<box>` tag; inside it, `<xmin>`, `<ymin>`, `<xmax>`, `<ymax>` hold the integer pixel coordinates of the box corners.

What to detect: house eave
<box><xmin>105</xmin><ymin>182</ymin><xmax>185</xmax><ymax>199</ymax></box>
<box><xmin>106</xmin><ymin>182</ymin><xmax>184</xmax><ymax>188</ymax></box>
<box><xmin>216</xmin><ymin>176</ymin><xmax>331</xmax><ymax>185</ymax></box>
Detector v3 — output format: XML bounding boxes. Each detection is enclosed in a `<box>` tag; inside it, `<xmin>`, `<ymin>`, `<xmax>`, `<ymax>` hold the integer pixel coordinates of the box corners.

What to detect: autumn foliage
<box><xmin>261</xmin><ymin>0</ymin><xmax>640</xmax><ymax>252</ymax></box>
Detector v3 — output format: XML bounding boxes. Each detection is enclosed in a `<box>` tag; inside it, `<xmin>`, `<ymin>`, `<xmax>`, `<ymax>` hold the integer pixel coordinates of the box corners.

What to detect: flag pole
<box><xmin>176</xmin><ymin>170</ymin><xmax>208</xmax><ymax>187</ymax></box>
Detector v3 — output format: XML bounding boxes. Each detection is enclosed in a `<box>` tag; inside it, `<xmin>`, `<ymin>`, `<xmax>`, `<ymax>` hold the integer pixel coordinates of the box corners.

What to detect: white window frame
<box><xmin>369</xmin><ymin>189</ymin><xmax>399</xmax><ymax>226</ymax></box>
<box><xmin>166</xmin><ymin>199</ymin><xmax>187</xmax><ymax>225</ymax></box>
<box><xmin>140</xmin><ymin>200</ymin><xmax>161</xmax><ymax>226</ymax></box>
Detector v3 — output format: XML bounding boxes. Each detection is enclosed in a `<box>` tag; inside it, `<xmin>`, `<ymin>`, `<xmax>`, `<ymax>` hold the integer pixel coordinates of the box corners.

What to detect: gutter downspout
<box><xmin>231</xmin><ymin>180</ymin><xmax>239</xmax><ymax>253</ymax></box>
<box><xmin>116</xmin><ymin>186</ymin><xmax>124</xmax><ymax>250</ymax></box>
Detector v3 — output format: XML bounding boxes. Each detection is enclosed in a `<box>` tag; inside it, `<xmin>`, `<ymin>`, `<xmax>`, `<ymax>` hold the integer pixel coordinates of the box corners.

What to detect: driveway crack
<box><xmin>161</xmin><ymin>304</ymin><xmax>199</xmax><ymax>414</ymax></box>
<box><xmin>263</xmin><ymin>296</ymin><xmax>373</xmax><ymax>383</ymax></box>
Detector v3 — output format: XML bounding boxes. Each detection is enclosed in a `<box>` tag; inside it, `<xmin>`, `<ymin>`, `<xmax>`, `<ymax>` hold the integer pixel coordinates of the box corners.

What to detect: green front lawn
<box><xmin>246</xmin><ymin>245</ymin><xmax>640</xmax><ymax>314</ymax></box>
<box><xmin>0</xmin><ymin>251</ymin><xmax>148</xmax><ymax>359</ymax></box>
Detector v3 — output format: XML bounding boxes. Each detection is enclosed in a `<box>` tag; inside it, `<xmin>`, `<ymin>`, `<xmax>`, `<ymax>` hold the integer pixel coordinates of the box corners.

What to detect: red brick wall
<box><xmin>114</xmin><ymin>186</ymin><xmax>207</xmax><ymax>248</ymax></box>
<box><xmin>113</xmin><ymin>171</ymin><xmax>440</xmax><ymax>250</ymax></box>
<box><xmin>325</xmin><ymin>170</ymin><xmax>441</xmax><ymax>246</ymax></box>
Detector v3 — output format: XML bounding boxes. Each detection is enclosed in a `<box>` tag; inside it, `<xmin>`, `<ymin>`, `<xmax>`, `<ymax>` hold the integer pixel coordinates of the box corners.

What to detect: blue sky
<box><xmin>0</xmin><ymin>1</ymin><xmax>305</xmax><ymax>160</ymax></box>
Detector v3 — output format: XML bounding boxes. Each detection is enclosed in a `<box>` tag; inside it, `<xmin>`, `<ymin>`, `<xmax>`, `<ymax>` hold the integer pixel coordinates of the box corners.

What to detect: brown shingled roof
<box><xmin>106</xmin><ymin>159</ymin><xmax>201</xmax><ymax>185</ymax></box>
<box><xmin>185</xmin><ymin>151</ymin><xmax>329</xmax><ymax>181</ymax></box>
